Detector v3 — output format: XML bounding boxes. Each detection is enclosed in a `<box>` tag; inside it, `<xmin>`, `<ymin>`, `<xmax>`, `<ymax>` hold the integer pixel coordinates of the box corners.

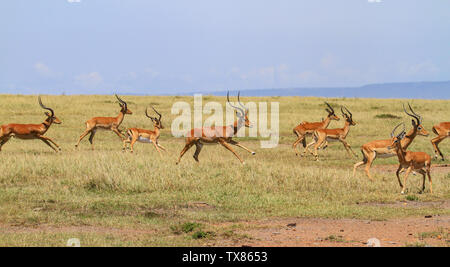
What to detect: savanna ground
<box><xmin>0</xmin><ymin>94</ymin><xmax>448</xmax><ymax>247</ymax></box>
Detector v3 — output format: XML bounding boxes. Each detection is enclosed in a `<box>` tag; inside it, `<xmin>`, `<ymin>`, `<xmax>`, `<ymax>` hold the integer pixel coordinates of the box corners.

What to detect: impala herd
<box><xmin>0</xmin><ymin>94</ymin><xmax>448</xmax><ymax>194</ymax></box>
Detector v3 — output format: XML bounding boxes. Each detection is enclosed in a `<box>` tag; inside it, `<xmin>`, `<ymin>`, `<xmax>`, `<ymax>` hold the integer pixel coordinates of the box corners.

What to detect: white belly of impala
<box><xmin>137</xmin><ymin>137</ymin><xmax>152</xmax><ymax>143</ymax></box>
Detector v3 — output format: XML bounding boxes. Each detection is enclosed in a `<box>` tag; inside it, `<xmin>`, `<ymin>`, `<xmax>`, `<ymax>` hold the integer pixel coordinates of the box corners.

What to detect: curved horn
<box><xmin>38</xmin><ymin>96</ymin><xmax>54</xmax><ymax>117</ymax></box>
<box><xmin>391</xmin><ymin>122</ymin><xmax>405</xmax><ymax>138</ymax></box>
<box><xmin>145</xmin><ymin>107</ymin><xmax>154</xmax><ymax>120</ymax></box>
<box><xmin>150</xmin><ymin>105</ymin><xmax>162</xmax><ymax>121</ymax></box>
<box><xmin>408</xmin><ymin>103</ymin><xmax>422</xmax><ymax>124</ymax></box>
<box><xmin>227</xmin><ymin>91</ymin><xmax>245</xmax><ymax>116</ymax></box>
<box><xmin>341</xmin><ymin>106</ymin><xmax>348</xmax><ymax>118</ymax></box>
<box><xmin>403</xmin><ymin>103</ymin><xmax>420</xmax><ymax>125</ymax></box>
<box><xmin>237</xmin><ymin>91</ymin><xmax>249</xmax><ymax>112</ymax></box>
<box><xmin>115</xmin><ymin>94</ymin><xmax>127</xmax><ymax>109</ymax></box>
<box><xmin>343</xmin><ymin>106</ymin><xmax>353</xmax><ymax>118</ymax></box>
<box><xmin>325</xmin><ymin>102</ymin><xmax>335</xmax><ymax>114</ymax></box>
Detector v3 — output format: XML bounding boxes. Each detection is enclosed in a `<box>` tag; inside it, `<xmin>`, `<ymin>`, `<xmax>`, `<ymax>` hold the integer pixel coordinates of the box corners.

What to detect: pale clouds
<box><xmin>67</xmin><ymin>0</ymin><xmax>81</xmax><ymax>3</ymax></box>
<box><xmin>34</xmin><ymin>62</ymin><xmax>54</xmax><ymax>77</ymax></box>
<box><xmin>75</xmin><ymin>72</ymin><xmax>103</xmax><ymax>88</ymax></box>
<box><xmin>399</xmin><ymin>60</ymin><xmax>439</xmax><ymax>76</ymax></box>
<box><xmin>144</xmin><ymin>68</ymin><xmax>160</xmax><ymax>79</ymax></box>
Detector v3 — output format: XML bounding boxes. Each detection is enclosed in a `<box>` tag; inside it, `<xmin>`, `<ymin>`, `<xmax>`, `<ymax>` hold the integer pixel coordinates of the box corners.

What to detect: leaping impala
<box><xmin>176</xmin><ymin>91</ymin><xmax>256</xmax><ymax>165</ymax></box>
<box><xmin>353</xmin><ymin>104</ymin><xmax>429</xmax><ymax>180</ymax></box>
<box><xmin>123</xmin><ymin>106</ymin><xmax>167</xmax><ymax>156</ymax></box>
<box><xmin>431</xmin><ymin>121</ymin><xmax>449</xmax><ymax>161</ymax></box>
<box><xmin>292</xmin><ymin>102</ymin><xmax>340</xmax><ymax>156</ymax></box>
<box><xmin>309</xmin><ymin>106</ymin><xmax>357</xmax><ymax>161</ymax></box>
<box><xmin>389</xmin><ymin>123</ymin><xmax>432</xmax><ymax>194</ymax></box>
<box><xmin>75</xmin><ymin>94</ymin><xmax>132</xmax><ymax>149</ymax></box>
<box><xmin>0</xmin><ymin>96</ymin><xmax>62</xmax><ymax>152</ymax></box>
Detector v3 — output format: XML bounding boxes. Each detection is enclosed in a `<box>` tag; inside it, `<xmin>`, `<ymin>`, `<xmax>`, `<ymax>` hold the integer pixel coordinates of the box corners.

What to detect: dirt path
<box><xmin>216</xmin><ymin>216</ymin><xmax>449</xmax><ymax>247</ymax></box>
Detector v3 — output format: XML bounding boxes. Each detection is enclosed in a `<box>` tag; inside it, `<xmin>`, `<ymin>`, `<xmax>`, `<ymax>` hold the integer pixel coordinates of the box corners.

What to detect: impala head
<box><xmin>341</xmin><ymin>106</ymin><xmax>356</xmax><ymax>126</ymax></box>
<box><xmin>389</xmin><ymin>122</ymin><xmax>406</xmax><ymax>149</ymax></box>
<box><xmin>38</xmin><ymin>96</ymin><xmax>61</xmax><ymax>124</ymax></box>
<box><xmin>115</xmin><ymin>94</ymin><xmax>133</xmax><ymax>115</ymax></box>
<box><xmin>403</xmin><ymin>103</ymin><xmax>429</xmax><ymax>136</ymax></box>
<box><xmin>325</xmin><ymin>102</ymin><xmax>340</xmax><ymax>121</ymax></box>
<box><xmin>145</xmin><ymin>106</ymin><xmax>164</xmax><ymax>129</ymax></box>
<box><xmin>227</xmin><ymin>91</ymin><xmax>251</xmax><ymax>128</ymax></box>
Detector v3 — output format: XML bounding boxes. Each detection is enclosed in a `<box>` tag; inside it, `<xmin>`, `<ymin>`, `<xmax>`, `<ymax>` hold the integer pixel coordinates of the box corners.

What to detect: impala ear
<box><xmin>44</xmin><ymin>112</ymin><xmax>50</xmax><ymax>117</ymax></box>
<box><xmin>411</xmin><ymin>119</ymin><xmax>417</xmax><ymax>127</ymax></box>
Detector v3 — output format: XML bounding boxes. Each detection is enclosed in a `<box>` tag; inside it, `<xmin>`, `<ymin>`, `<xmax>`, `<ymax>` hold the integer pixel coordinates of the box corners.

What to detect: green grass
<box><xmin>0</xmin><ymin>95</ymin><xmax>448</xmax><ymax>246</ymax></box>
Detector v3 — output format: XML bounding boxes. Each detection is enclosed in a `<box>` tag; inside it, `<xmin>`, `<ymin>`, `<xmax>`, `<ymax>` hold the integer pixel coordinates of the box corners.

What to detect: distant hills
<box><xmin>181</xmin><ymin>81</ymin><xmax>450</xmax><ymax>99</ymax></box>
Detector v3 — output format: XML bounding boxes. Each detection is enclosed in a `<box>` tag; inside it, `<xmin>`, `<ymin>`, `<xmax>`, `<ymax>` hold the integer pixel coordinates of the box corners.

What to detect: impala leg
<box><xmin>88</xmin><ymin>129</ymin><xmax>97</xmax><ymax>150</ymax></box>
<box><xmin>395</xmin><ymin>165</ymin><xmax>404</xmax><ymax>188</ymax></box>
<box><xmin>431</xmin><ymin>135</ymin><xmax>446</xmax><ymax>161</ymax></box>
<box><xmin>129</xmin><ymin>135</ymin><xmax>138</xmax><ymax>153</ymax></box>
<box><xmin>112</xmin><ymin>128</ymin><xmax>125</xmax><ymax>141</ymax></box>
<box><xmin>152</xmin><ymin>140</ymin><xmax>163</xmax><ymax>157</ymax></box>
<box><xmin>305</xmin><ymin>140</ymin><xmax>316</xmax><ymax>156</ymax></box>
<box><xmin>176</xmin><ymin>142</ymin><xmax>194</xmax><ymax>165</ymax></box>
<box><xmin>38</xmin><ymin>135</ymin><xmax>61</xmax><ymax>151</ymax></box>
<box><xmin>193</xmin><ymin>142</ymin><xmax>203</xmax><ymax>162</ymax></box>
<box><xmin>228</xmin><ymin>139</ymin><xmax>255</xmax><ymax>155</ymax></box>
<box><xmin>0</xmin><ymin>136</ymin><xmax>11</xmax><ymax>151</ymax></box>
<box><xmin>427</xmin><ymin>169</ymin><xmax>432</xmax><ymax>194</ymax></box>
<box><xmin>292</xmin><ymin>135</ymin><xmax>304</xmax><ymax>156</ymax></box>
<box><xmin>38</xmin><ymin>137</ymin><xmax>58</xmax><ymax>152</ymax></box>
<box><xmin>75</xmin><ymin>128</ymin><xmax>92</xmax><ymax>147</ymax></box>
<box><xmin>417</xmin><ymin>169</ymin><xmax>427</xmax><ymax>193</ymax></box>
<box><xmin>220</xmin><ymin>140</ymin><xmax>245</xmax><ymax>164</ymax></box>
<box><xmin>401</xmin><ymin>166</ymin><xmax>413</xmax><ymax>194</ymax></box>
<box><xmin>156</xmin><ymin>142</ymin><xmax>167</xmax><ymax>152</ymax></box>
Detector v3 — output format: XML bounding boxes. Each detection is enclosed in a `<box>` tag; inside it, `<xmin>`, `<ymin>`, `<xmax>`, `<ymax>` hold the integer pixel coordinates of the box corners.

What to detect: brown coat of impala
<box><xmin>176</xmin><ymin>92</ymin><xmax>255</xmax><ymax>165</ymax></box>
<box><xmin>353</xmin><ymin>104</ymin><xmax>429</xmax><ymax>179</ymax></box>
<box><xmin>389</xmin><ymin>123</ymin><xmax>432</xmax><ymax>194</ymax></box>
<box><xmin>309</xmin><ymin>107</ymin><xmax>357</xmax><ymax>161</ymax></box>
<box><xmin>123</xmin><ymin>106</ymin><xmax>167</xmax><ymax>156</ymax></box>
<box><xmin>292</xmin><ymin>102</ymin><xmax>340</xmax><ymax>156</ymax></box>
<box><xmin>0</xmin><ymin>96</ymin><xmax>62</xmax><ymax>152</ymax></box>
<box><xmin>75</xmin><ymin>94</ymin><xmax>132</xmax><ymax>149</ymax></box>
<box><xmin>431</xmin><ymin>122</ymin><xmax>449</xmax><ymax>161</ymax></box>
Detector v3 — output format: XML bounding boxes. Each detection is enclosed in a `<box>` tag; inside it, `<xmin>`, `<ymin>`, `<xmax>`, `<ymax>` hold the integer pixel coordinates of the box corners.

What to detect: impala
<box><xmin>0</xmin><ymin>96</ymin><xmax>62</xmax><ymax>152</ymax></box>
<box><xmin>123</xmin><ymin>106</ymin><xmax>167</xmax><ymax>156</ymax></box>
<box><xmin>309</xmin><ymin>106</ymin><xmax>356</xmax><ymax>161</ymax></box>
<box><xmin>389</xmin><ymin>123</ymin><xmax>432</xmax><ymax>194</ymax></box>
<box><xmin>75</xmin><ymin>94</ymin><xmax>132</xmax><ymax>149</ymax></box>
<box><xmin>431</xmin><ymin>122</ymin><xmax>450</xmax><ymax>161</ymax></box>
<box><xmin>176</xmin><ymin>91</ymin><xmax>255</xmax><ymax>165</ymax></box>
<box><xmin>292</xmin><ymin>102</ymin><xmax>340</xmax><ymax>156</ymax></box>
<box><xmin>353</xmin><ymin>104</ymin><xmax>429</xmax><ymax>179</ymax></box>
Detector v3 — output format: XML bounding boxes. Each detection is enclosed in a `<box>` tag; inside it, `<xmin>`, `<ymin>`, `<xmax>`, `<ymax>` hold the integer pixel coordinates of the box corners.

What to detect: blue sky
<box><xmin>1</xmin><ymin>0</ymin><xmax>449</xmax><ymax>95</ymax></box>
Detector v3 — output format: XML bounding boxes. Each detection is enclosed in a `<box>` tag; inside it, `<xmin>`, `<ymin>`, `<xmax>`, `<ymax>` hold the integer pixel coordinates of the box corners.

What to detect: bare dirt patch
<box><xmin>215</xmin><ymin>216</ymin><xmax>450</xmax><ymax>247</ymax></box>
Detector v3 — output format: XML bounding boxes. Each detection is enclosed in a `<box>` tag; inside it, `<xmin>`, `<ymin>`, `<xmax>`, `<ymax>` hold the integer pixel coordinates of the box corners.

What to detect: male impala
<box><xmin>431</xmin><ymin>122</ymin><xmax>449</xmax><ymax>161</ymax></box>
<box><xmin>123</xmin><ymin>106</ymin><xmax>166</xmax><ymax>156</ymax></box>
<box><xmin>353</xmin><ymin>104</ymin><xmax>429</xmax><ymax>179</ymax></box>
<box><xmin>309</xmin><ymin>107</ymin><xmax>356</xmax><ymax>161</ymax></box>
<box><xmin>176</xmin><ymin>91</ymin><xmax>255</xmax><ymax>165</ymax></box>
<box><xmin>75</xmin><ymin>94</ymin><xmax>132</xmax><ymax>149</ymax></box>
<box><xmin>292</xmin><ymin>102</ymin><xmax>340</xmax><ymax>156</ymax></box>
<box><xmin>0</xmin><ymin>96</ymin><xmax>62</xmax><ymax>152</ymax></box>
<box><xmin>389</xmin><ymin>123</ymin><xmax>432</xmax><ymax>194</ymax></box>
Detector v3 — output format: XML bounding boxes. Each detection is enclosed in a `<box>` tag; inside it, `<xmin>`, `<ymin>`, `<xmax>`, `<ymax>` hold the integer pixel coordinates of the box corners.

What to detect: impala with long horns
<box><xmin>389</xmin><ymin>123</ymin><xmax>432</xmax><ymax>194</ymax></box>
<box><xmin>176</xmin><ymin>91</ymin><xmax>256</xmax><ymax>165</ymax></box>
<box><xmin>123</xmin><ymin>106</ymin><xmax>166</xmax><ymax>156</ymax></box>
<box><xmin>309</xmin><ymin>107</ymin><xmax>357</xmax><ymax>161</ymax></box>
<box><xmin>353</xmin><ymin>104</ymin><xmax>429</xmax><ymax>179</ymax></box>
<box><xmin>75</xmin><ymin>94</ymin><xmax>132</xmax><ymax>149</ymax></box>
<box><xmin>0</xmin><ymin>96</ymin><xmax>62</xmax><ymax>152</ymax></box>
<box><xmin>292</xmin><ymin>102</ymin><xmax>340</xmax><ymax>156</ymax></box>
<box><xmin>431</xmin><ymin>122</ymin><xmax>449</xmax><ymax>161</ymax></box>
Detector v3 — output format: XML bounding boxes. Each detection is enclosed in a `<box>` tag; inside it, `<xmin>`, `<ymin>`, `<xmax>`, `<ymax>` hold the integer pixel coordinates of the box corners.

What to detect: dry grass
<box><xmin>0</xmin><ymin>94</ymin><xmax>448</xmax><ymax>246</ymax></box>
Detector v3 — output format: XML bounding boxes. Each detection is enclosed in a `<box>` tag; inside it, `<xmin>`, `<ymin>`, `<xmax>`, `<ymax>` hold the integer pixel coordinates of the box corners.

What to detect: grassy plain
<box><xmin>0</xmin><ymin>94</ymin><xmax>448</xmax><ymax>246</ymax></box>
